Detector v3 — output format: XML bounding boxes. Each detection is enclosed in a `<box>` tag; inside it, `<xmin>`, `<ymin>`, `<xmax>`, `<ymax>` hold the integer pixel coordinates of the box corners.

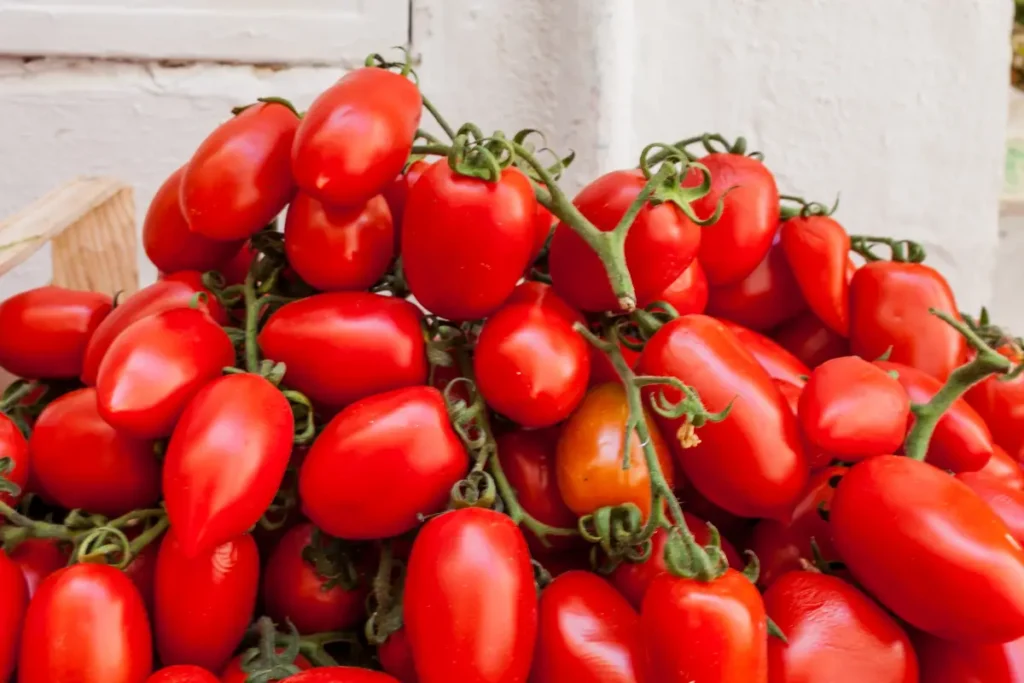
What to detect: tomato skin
<box><xmin>474</xmin><ymin>302</ymin><xmax>590</xmax><ymax>428</ymax></box>
<box><xmin>914</xmin><ymin>631</ymin><xmax>1024</xmax><ymax>683</ymax></box>
<box><xmin>849</xmin><ymin>261</ymin><xmax>967</xmax><ymax>382</ymax></box>
<box><xmin>124</xmin><ymin>534</ymin><xmax>160</xmax><ymax>616</ymax></box>
<box><xmin>549</xmin><ymin>169</ymin><xmax>701</xmax><ymax>312</ymax></box>
<box><xmin>282</xmin><ymin>669</ymin><xmax>400</xmax><ymax>683</ymax></box>
<box><xmin>968</xmin><ymin>444</ymin><xmax>1024</xmax><ymax>491</ymax></box>
<box><xmin>8</xmin><ymin>538</ymin><xmax>68</xmax><ymax>598</ymax></box>
<box><xmin>403</xmin><ymin>163</ymin><xmax>537</xmax><ymax>321</ymax></box>
<box><xmin>292</xmin><ymin>68</ymin><xmax>421</xmax><ymax>208</ymax></box>
<box><xmin>19</xmin><ymin>563</ymin><xmax>152</xmax><ymax>683</ymax></box>
<box><xmin>530</xmin><ymin>203</ymin><xmax>555</xmax><ymax>263</ymax></box>
<box><xmin>706</xmin><ymin>238</ymin><xmax>807</xmax><ymax>331</ymax></box>
<box><xmin>642</xmin><ymin>569</ymin><xmax>767</xmax><ymax>682</ymax></box>
<box><xmin>967</xmin><ymin>370</ymin><xmax>1024</xmax><ymax>463</ymax></box>
<box><xmin>0</xmin><ymin>413</ymin><xmax>28</xmax><ymax>507</ymax></box>
<box><xmin>504</xmin><ymin>281</ymin><xmax>585</xmax><ymax>326</ymax></box>
<box><xmin>656</xmin><ymin>259</ymin><xmax>709</xmax><ymax>316</ymax></box>
<box><xmin>956</xmin><ymin>475</ymin><xmax>1024</xmax><ymax>543</ymax></box>
<box><xmin>159</xmin><ymin>271</ymin><xmax>228</xmax><ymax>324</ymax></box>
<box><xmin>771</xmin><ymin>311</ymin><xmax>849</xmax><ymax>369</ymax></box>
<box><xmin>720</xmin><ymin>320</ymin><xmax>810</xmax><ymax>387</ymax></box>
<box><xmin>382</xmin><ymin>159</ymin><xmax>431</xmax><ymax>250</ymax></box>
<box><xmin>765</xmin><ymin>571</ymin><xmax>918</xmax><ymax>683</ymax></box>
<box><xmin>163</xmin><ymin>373</ymin><xmax>293</xmax><ymax>557</ymax></box>
<box><xmin>182</xmin><ymin>102</ymin><xmax>298</xmax><ymax>240</ymax></box>
<box><xmin>831</xmin><ymin>455</ymin><xmax>1024</xmax><ymax>642</ymax></box>
<box><xmin>155</xmin><ymin>531</ymin><xmax>258</xmax><ymax>671</ymax></box>
<box><xmin>779</xmin><ymin>215</ymin><xmax>851</xmax><ymax>336</ymax></box>
<box><xmin>405</xmin><ymin>508</ymin><xmax>536</xmax><ymax>683</ymax></box>
<box><xmin>259</xmin><ymin>293</ymin><xmax>426</xmax><ymax>412</ymax></box>
<box><xmin>556</xmin><ymin>383</ymin><xmax>676</xmax><ymax>520</ymax></box>
<box><xmin>0</xmin><ymin>286</ymin><xmax>112</xmax><ymax>379</ymax></box>
<box><xmin>638</xmin><ymin>315</ymin><xmax>808</xmax><ymax>519</ymax></box>
<box><xmin>378</xmin><ymin>628</ymin><xmax>418</xmax><ymax>683</ymax></box>
<box><xmin>219</xmin><ymin>241</ymin><xmax>258</xmax><ymax>286</ymax></box>
<box><xmin>0</xmin><ymin>549</ymin><xmax>27</xmax><ymax>682</ymax></box>
<box><xmin>146</xmin><ymin>665</ymin><xmax>220</xmax><ymax>683</ymax></box>
<box><xmin>300</xmin><ymin>386</ymin><xmax>468</xmax><ymax>540</ymax></box>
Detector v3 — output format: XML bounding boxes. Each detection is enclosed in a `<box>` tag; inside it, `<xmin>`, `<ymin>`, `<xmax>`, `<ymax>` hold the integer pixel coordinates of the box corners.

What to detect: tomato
<box><xmin>0</xmin><ymin>286</ymin><xmax>112</xmax><ymax>379</ymax></box>
<box><xmin>638</xmin><ymin>315</ymin><xmax>808</xmax><ymax>519</ymax></box>
<box><xmin>292</xmin><ymin>67</ymin><xmax>421</xmax><ymax>208</ymax></box>
<box><xmin>181</xmin><ymin>101</ymin><xmax>298</xmax><ymax>240</ymax></box>
<box><xmin>378</xmin><ymin>628</ymin><xmax>418</xmax><ymax>683</ymax></box>
<box><xmin>382</xmin><ymin>159</ymin><xmax>431</xmax><ymax>250</ymax></box>
<box><xmin>967</xmin><ymin>370</ymin><xmax>1024</xmax><ymax>463</ymax></box>
<box><xmin>0</xmin><ymin>549</ymin><xmax>27</xmax><ymax>682</ymax></box>
<box><xmin>220</xmin><ymin>651</ymin><xmax>311</xmax><ymax>683</ymax></box>
<box><xmin>474</xmin><ymin>302</ymin><xmax>590</xmax><ymax>428</ymax></box>
<box><xmin>124</xmin><ymin>532</ymin><xmax>161</xmax><ymax>616</ymax></box>
<box><xmin>849</xmin><ymin>261</ymin><xmax>967</xmax><ymax>382</ymax></box>
<box><xmin>779</xmin><ymin>214</ymin><xmax>851</xmax><ymax>336</ymax></box>
<box><xmin>555</xmin><ymin>383</ymin><xmax>676</xmax><ymax>520</ymax></box>
<box><xmin>403</xmin><ymin>162</ymin><xmax>537</xmax><ymax>321</ymax></box>
<box><xmin>642</xmin><ymin>569</ymin><xmax>767</xmax><ymax>682</ymax></box>
<box><xmin>144</xmin><ymin>166</ymin><xmax>243</xmax><ymax>274</ymax></box>
<box><xmin>956</xmin><ymin>474</ymin><xmax>1024</xmax><ymax>543</ymax></box>
<box><xmin>146</xmin><ymin>665</ymin><xmax>220</xmax><ymax>683</ymax></box>
<box><xmin>282</xmin><ymin>670</ymin><xmax>400</xmax><ymax>683</ymax></box>
<box><xmin>831</xmin><ymin>455</ymin><xmax>1024</xmax><ymax>642</ymax></box>
<box><xmin>720</xmin><ymin>320</ymin><xmax>810</xmax><ymax>387</ymax></box>
<box><xmin>159</xmin><ymin>271</ymin><xmax>228</xmax><ymax>324</ymax></box>
<box><xmin>300</xmin><ymin>386</ymin><xmax>467</xmax><ymax>540</ymax></box>
<box><xmin>8</xmin><ymin>538</ymin><xmax>68</xmax><ymax>598</ymax></box>
<box><xmin>765</xmin><ymin>571</ymin><xmax>918</xmax><ymax>683</ymax></box>
<box><xmin>259</xmin><ymin>293</ymin><xmax>426</xmax><ymax>413</ymax></box>
<box><xmin>549</xmin><ymin>169</ymin><xmax>700</xmax><ymax>312</ymax></box>
<box><xmin>531</xmin><ymin>570</ymin><xmax>645</xmax><ymax>683</ymax></box>
<box><xmin>30</xmin><ymin>388</ymin><xmax>159</xmax><ymax>516</ymax></box>
<box><xmin>404</xmin><ymin>507</ymin><xmax>536</xmax><ymax>683</ymax></box>
<box><xmin>19</xmin><ymin>563</ymin><xmax>151</xmax><ymax>683</ymax></box>
<box><xmin>771</xmin><ymin>311</ymin><xmax>849</xmax><ymax>369</ymax></box>
<box><xmin>163</xmin><ymin>373</ymin><xmax>293</xmax><ymax>557</ymax></box>
<box><xmin>154</xmin><ymin>531</ymin><xmax>258</xmax><ymax>671</ymax></box>
<box><xmin>914</xmin><ymin>631</ymin><xmax>1024</xmax><ymax>683</ymax></box>
<box><xmin>503</xmin><ymin>281</ymin><xmax>585</xmax><ymax>326</ymax></box>
<box><xmin>0</xmin><ymin>413</ymin><xmax>28</xmax><ymax>507</ymax></box>
<box><xmin>285</xmin><ymin>192</ymin><xmax>394</xmax><ymax>292</ymax></box>
<box><xmin>706</xmin><ymin>238</ymin><xmax>807</xmax><ymax>331</ymax></box>
<box><xmin>655</xmin><ymin>259</ymin><xmax>709</xmax><ymax>316</ymax></box>
<box><xmin>219</xmin><ymin>241</ymin><xmax>259</xmax><ymax>286</ymax></box>
<box><xmin>967</xmin><ymin>444</ymin><xmax>1024</xmax><ymax>491</ymax></box>
<box><xmin>530</xmin><ymin>203</ymin><xmax>555</xmax><ymax>263</ymax></box>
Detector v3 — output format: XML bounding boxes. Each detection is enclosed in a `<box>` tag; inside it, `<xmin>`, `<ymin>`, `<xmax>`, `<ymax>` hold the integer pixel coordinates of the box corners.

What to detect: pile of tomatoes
<box><xmin>2</xmin><ymin>51</ymin><xmax>1024</xmax><ymax>683</ymax></box>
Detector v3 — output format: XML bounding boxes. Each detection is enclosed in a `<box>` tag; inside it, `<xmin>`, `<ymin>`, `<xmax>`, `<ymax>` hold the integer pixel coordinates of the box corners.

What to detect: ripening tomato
<box><xmin>556</xmin><ymin>383</ymin><xmax>676</xmax><ymax>520</ymax></box>
<box><xmin>656</xmin><ymin>259</ymin><xmax>709</xmax><ymax>316</ymax></box>
<box><xmin>0</xmin><ymin>286</ymin><xmax>112</xmax><ymax>379</ymax></box>
<box><xmin>720</xmin><ymin>320</ymin><xmax>810</xmax><ymax>387</ymax></box>
<box><xmin>638</xmin><ymin>315</ymin><xmax>808</xmax><ymax>520</ymax></box>
<box><xmin>405</xmin><ymin>508</ymin><xmax>536</xmax><ymax>683</ymax></box>
<box><xmin>382</xmin><ymin>159</ymin><xmax>432</xmax><ymax>250</ymax></box>
<box><xmin>403</xmin><ymin>162</ymin><xmax>538</xmax><ymax>321</ymax></box>
<box><xmin>849</xmin><ymin>261</ymin><xmax>967</xmax><ymax>382</ymax></box>
<box><xmin>967</xmin><ymin>369</ymin><xmax>1024</xmax><ymax>463</ymax></box>
<box><xmin>831</xmin><ymin>455</ymin><xmax>1024</xmax><ymax>642</ymax></box>
<box><xmin>259</xmin><ymin>293</ymin><xmax>426</xmax><ymax>412</ymax></box>
<box><xmin>549</xmin><ymin>169</ymin><xmax>701</xmax><ymax>312</ymax></box>
<box><xmin>771</xmin><ymin>311</ymin><xmax>850</xmax><ymax>369</ymax></box>
<box><xmin>146</xmin><ymin>665</ymin><xmax>220</xmax><ymax>683</ymax></box>
<box><xmin>163</xmin><ymin>373</ymin><xmax>293</xmax><ymax>557</ymax></box>
<box><xmin>0</xmin><ymin>413</ymin><xmax>28</xmax><ymax>507</ymax></box>
<box><xmin>765</xmin><ymin>571</ymin><xmax>918</xmax><ymax>683</ymax></box>
<box><xmin>282</xmin><ymin>669</ymin><xmax>400</xmax><ymax>683</ymax></box>
<box><xmin>706</xmin><ymin>238</ymin><xmax>807</xmax><ymax>331</ymax></box>
<box><xmin>642</xmin><ymin>569</ymin><xmax>767</xmax><ymax>682</ymax></box>
<box><xmin>19</xmin><ymin>563</ymin><xmax>152</xmax><ymax>683</ymax></box>
<box><xmin>378</xmin><ymin>628</ymin><xmax>418</xmax><ymax>683</ymax></box>
<box><xmin>8</xmin><ymin>538</ymin><xmax>68</xmax><ymax>598</ymax></box>
<box><xmin>0</xmin><ymin>549</ymin><xmax>27</xmax><ymax>682</ymax></box>
<box><xmin>220</xmin><ymin>651</ymin><xmax>312</xmax><ymax>683</ymax></box>
<box><xmin>154</xmin><ymin>531</ymin><xmax>258</xmax><ymax>671</ymax></box>
<box><xmin>779</xmin><ymin>214</ymin><xmax>851</xmax><ymax>336</ymax></box>
<box><xmin>292</xmin><ymin>67</ymin><xmax>421</xmax><ymax>208</ymax></box>
<box><xmin>914</xmin><ymin>631</ymin><xmax>1024</xmax><ymax>683</ymax></box>
<box><xmin>181</xmin><ymin>101</ymin><xmax>298</xmax><ymax>241</ymax></box>
<box><xmin>967</xmin><ymin>444</ymin><xmax>1024</xmax><ymax>491</ymax></box>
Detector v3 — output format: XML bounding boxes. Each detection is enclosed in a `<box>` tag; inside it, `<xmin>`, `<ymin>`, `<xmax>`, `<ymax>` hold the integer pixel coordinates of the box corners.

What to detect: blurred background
<box><xmin>0</xmin><ymin>0</ymin><xmax>1019</xmax><ymax>327</ymax></box>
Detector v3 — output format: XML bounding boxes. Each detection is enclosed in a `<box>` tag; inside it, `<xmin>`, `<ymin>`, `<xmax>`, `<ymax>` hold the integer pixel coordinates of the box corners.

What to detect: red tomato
<box><xmin>549</xmin><ymin>169</ymin><xmax>701</xmax><ymax>312</ymax></box>
<box><xmin>530</xmin><ymin>203</ymin><xmax>555</xmax><ymax>263</ymax></box>
<box><xmin>159</xmin><ymin>271</ymin><xmax>228</xmax><ymax>324</ymax></box>
<box><xmin>771</xmin><ymin>311</ymin><xmax>850</xmax><ymax>369</ymax></box>
<box><xmin>181</xmin><ymin>101</ymin><xmax>298</xmax><ymax>240</ymax></box>
<box><xmin>831</xmin><ymin>455</ymin><xmax>1024</xmax><ymax>642</ymax></box>
<box><xmin>19</xmin><ymin>563</ymin><xmax>151</xmax><ymax>683</ymax></box>
<box><xmin>706</xmin><ymin>238</ymin><xmax>807</xmax><ymax>331</ymax></box>
<box><xmin>968</xmin><ymin>444</ymin><xmax>1024</xmax><ymax>491</ymax></box>
<box><xmin>285</xmin><ymin>192</ymin><xmax>394</xmax><ymax>292</ymax></box>
<box><xmin>219</xmin><ymin>241</ymin><xmax>258</xmax><ymax>286</ymax></box>
<box><xmin>405</xmin><ymin>508</ymin><xmax>536</xmax><ymax>683</ymax></box>
<box><xmin>967</xmin><ymin>369</ymin><xmax>1024</xmax><ymax>463</ymax></box>
<box><xmin>765</xmin><ymin>571</ymin><xmax>918</xmax><ymax>683</ymax></box>
<box><xmin>220</xmin><ymin>651</ymin><xmax>312</xmax><ymax>683</ymax></box>
<box><xmin>163</xmin><ymin>373</ymin><xmax>293</xmax><ymax>557</ymax></box>
<box><xmin>124</xmin><ymin>533</ymin><xmax>161</xmax><ymax>616</ymax></box>
<box><xmin>779</xmin><ymin>214</ymin><xmax>851</xmax><ymax>336</ymax></box>
<box><xmin>300</xmin><ymin>386</ymin><xmax>467</xmax><ymax>540</ymax></box>
<box><xmin>144</xmin><ymin>166</ymin><xmax>243</xmax><ymax>274</ymax></box>
<box><xmin>382</xmin><ymin>159</ymin><xmax>431</xmax><ymax>250</ymax></box>
<box><xmin>378</xmin><ymin>628</ymin><xmax>418</xmax><ymax>683</ymax></box>
<box><xmin>403</xmin><ymin>162</ymin><xmax>537</xmax><ymax>321</ymax></box>
<box><xmin>957</xmin><ymin>474</ymin><xmax>1024</xmax><ymax>543</ymax></box>
<box><xmin>146</xmin><ymin>665</ymin><xmax>220</xmax><ymax>683</ymax></box>
<box><xmin>0</xmin><ymin>413</ymin><xmax>28</xmax><ymax>507</ymax></box>
<box><xmin>0</xmin><ymin>549</ymin><xmax>27</xmax><ymax>681</ymax></box>
<box><xmin>656</xmin><ymin>259</ymin><xmax>709</xmax><ymax>315</ymax></box>
<box><xmin>503</xmin><ymin>281</ymin><xmax>585</xmax><ymax>326</ymax></box>
<box><xmin>0</xmin><ymin>286</ymin><xmax>112</xmax><ymax>379</ymax></box>
<box><xmin>531</xmin><ymin>570</ymin><xmax>645</xmax><ymax>683</ymax></box>
<box><xmin>642</xmin><ymin>569</ymin><xmax>767</xmax><ymax>682</ymax></box>
<box><xmin>30</xmin><ymin>388</ymin><xmax>159</xmax><ymax>516</ymax></box>
<box><xmin>720</xmin><ymin>320</ymin><xmax>810</xmax><ymax>387</ymax></box>
<box><xmin>282</xmin><ymin>669</ymin><xmax>400</xmax><ymax>683</ymax></box>
<box><xmin>292</xmin><ymin>67</ymin><xmax>421</xmax><ymax>208</ymax></box>
<box><xmin>638</xmin><ymin>315</ymin><xmax>808</xmax><ymax>519</ymax></box>
<box><xmin>259</xmin><ymin>293</ymin><xmax>426</xmax><ymax>412</ymax></box>
<box><xmin>155</xmin><ymin>531</ymin><xmax>258</xmax><ymax>671</ymax></box>
<box><xmin>914</xmin><ymin>631</ymin><xmax>1024</xmax><ymax>683</ymax></box>
<box><xmin>8</xmin><ymin>538</ymin><xmax>68</xmax><ymax>598</ymax></box>
<box><xmin>474</xmin><ymin>302</ymin><xmax>590</xmax><ymax>428</ymax></box>
<box><xmin>849</xmin><ymin>261</ymin><xmax>967</xmax><ymax>382</ymax></box>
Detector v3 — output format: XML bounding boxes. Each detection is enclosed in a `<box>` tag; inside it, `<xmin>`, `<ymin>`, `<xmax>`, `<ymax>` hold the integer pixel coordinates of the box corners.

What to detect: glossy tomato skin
<box><xmin>0</xmin><ymin>413</ymin><xmax>29</xmax><ymax>507</ymax></box>
<box><xmin>403</xmin><ymin>163</ymin><xmax>537</xmax><ymax>321</ymax></box>
<box><xmin>549</xmin><ymin>169</ymin><xmax>700</xmax><ymax>312</ymax></box>
<box><xmin>706</xmin><ymin>238</ymin><xmax>807</xmax><ymax>331</ymax></box>
<box><xmin>0</xmin><ymin>286</ymin><xmax>112</xmax><ymax>379</ymax></box>
<box><xmin>282</xmin><ymin>669</ymin><xmax>400</xmax><ymax>683</ymax></box>
<box><xmin>292</xmin><ymin>67</ymin><xmax>421</xmax><ymax>208</ymax></box>
<box><xmin>155</xmin><ymin>531</ymin><xmax>259</xmax><ymax>671</ymax></box>
<box><xmin>503</xmin><ymin>281</ymin><xmax>585</xmax><ymax>326</ymax></box>
<box><xmin>300</xmin><ymin>386</ymin><xmax>467</xmax><ymax>540</ymax></box>
<box><xmin>405</xmin><ymin>508</ymin><xmax>536</xmax><ymax>683</ymax></box>
<box><xmin>638</xmin><ymin>315</ymin><xmax>808</xmax><ymax>519</ymax></box>
<box><xmin>0</xmin><ymin>549</ymin><xmax>27</xmax><ymax>682</ymax></box>
<box><xmin>382</xmin><ymin>159</ymin><xmax>431</xmax><ymax>250</ymax></box>
<box><xmin>259</xmin><ymin>293</ymin><xmax>426</xmax><ymax>412</ymax></box>
<box><xmin>914</xmin><ymin>631</ymin><xmax>1024</xmax><ymax>683</ymax></box>
<box><xmin>642</xmin><ymin>569</ymin><xmax>767</xmax><ymax>683</ymax></box>
<box><xmin>8</xmin><ymin>538</ymin><xmax>68</xmax><ymax>598</ymax></box>
<box><xmin>474</xmin><ymin>302</ymin><xmax>590</xmax><ymax>428</ymax></box>
<box><xmin>19</xmin><ymin>563</ymin><xmax>152</xmax><ymax>683</ymax></box>
<box><xmin>849</xmin><ymin>261</ymin><xmax>967</xmax><ymax>382</ymax></box>
<box><xmin>96</xmin><ymin>307</ymin><xmax>235</xmax><ymax>439</ymax></box>
<box><xmin>146</xmin><ymin>665</ymin><xmax>220</xmax><ymax>683</ymax></box>
<box><xmin>163</xmin><ymin>373</ymin><xmax>293</xmax><ymax>557</ymax></box>
<box><xmin>656</xmin><ymin>259</ymin><xmax>709</xmax><ymax>315</ymax></box>
<box><xmin>378</xmin><ymin>628</ymin><xmax>418</xmax><ymax>683</ymax></box>
<box><xmin>967</xmin><ymin>370</ymin><xmax>1024</xmax><ymax>463</ymax></box>
<box><xmin>765</xmin><ymin>571</ymin><xmax>918</xmax><ymax>683</ymax></box>
<box><xmin>181</xmin><ymin>102</ymin><xmax>298</xmax><ymax>240</ymax></box>
<box><xmin>720</xmin><ymin>320</ymin><xmax>810</xmax><ymax>387</ymax></box>
<box><xmin>779</xmin><ymin>215</ymin><xmax>851</xmax><ymax>336</ymax></box>
<box><xmin>831</xmin><ymin>455</ymin><xmax>1024</xmax><ymax>642</ymax></box>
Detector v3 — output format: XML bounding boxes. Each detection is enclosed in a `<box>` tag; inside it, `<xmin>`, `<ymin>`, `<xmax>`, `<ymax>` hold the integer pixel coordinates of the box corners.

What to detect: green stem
<box><xmin>420</xmin><ymin>95</ymin><xmax>457</xmax><ymax>141</ymax></box>
<box><xmin>411</xmin><ymin>143</ymin><xmax>453</xmax><ymax>157</ymax></box>
<box><xmin>242</xmin><ymin>273</ymin><xmax>261</xmax><ymax>373</ymax></box>
<box><xmin>126</xmin><ymin>514</ymin><xmax>168</xmax><ymax>558</ymax></box>
<box><xmin>0</xmin><ymin>381</ymin><xmax>34</xmax><ymax>413</ymax></box>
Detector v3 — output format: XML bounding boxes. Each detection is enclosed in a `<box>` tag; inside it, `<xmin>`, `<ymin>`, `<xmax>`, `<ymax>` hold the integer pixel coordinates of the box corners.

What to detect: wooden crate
<box><xmin>0</xmin><ymin>177</ymin><xmax>138</xmax><ymax>391</ymax></box>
